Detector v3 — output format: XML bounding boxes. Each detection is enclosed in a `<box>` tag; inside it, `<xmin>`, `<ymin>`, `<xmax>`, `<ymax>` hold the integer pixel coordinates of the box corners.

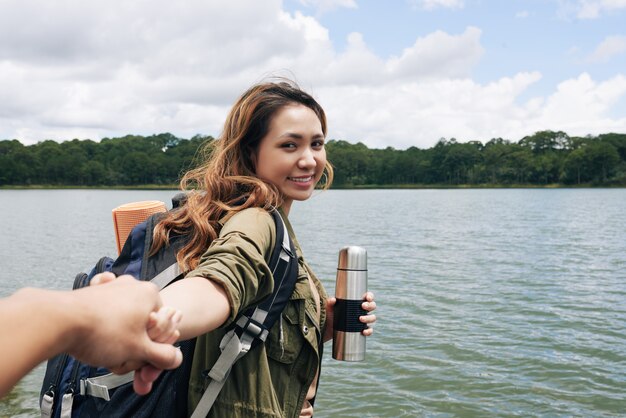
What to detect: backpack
<box><xmin>40</xmin><ymin>194</ymin><xmax>298</xmax><ymax>418</ymax></box>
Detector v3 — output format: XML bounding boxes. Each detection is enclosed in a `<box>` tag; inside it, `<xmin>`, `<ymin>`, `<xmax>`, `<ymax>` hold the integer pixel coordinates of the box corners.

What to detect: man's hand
<box><xmin>69</xmin><ymin>273</ymin><xmax>183</xmax><ymax>393</ymax></box>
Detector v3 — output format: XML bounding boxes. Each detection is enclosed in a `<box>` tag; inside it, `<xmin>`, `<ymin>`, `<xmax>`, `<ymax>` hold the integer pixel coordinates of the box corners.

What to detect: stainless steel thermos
<box><xmin>332</xmin><ymin>246</ymin><xmax>368</xmax><ymax>361</ymax></box>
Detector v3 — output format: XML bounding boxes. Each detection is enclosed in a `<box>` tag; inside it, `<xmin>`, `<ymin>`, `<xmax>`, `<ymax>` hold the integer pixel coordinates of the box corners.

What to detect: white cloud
<box><xmin>320</xmin><ymin>72</ymin><xmax>545</xmax><ymax>148</ymax></box>
<box><xmin>1</xmin><ymin>0</ymin><xmax>625</xmax><ymax>149</ymax></box>
<box><xmin>321</xmin><ymin>71</ymin><xmax>626</xmax><ymax>148</ymax></box>
<box><xmin>533</xmin><ymin>73</ymin><xmax>626</xmax><ymax>134</ymax></box>
<box><xmin>0</xmin><ymin>0</ymin><xmax>313</xmax><ymax>141</ymax></box>
<box><xmin>587</xmin><ymin>35</ymin><xmax>626</xmax><ymax>63</ymax></box>
<box><xmin>298</xmin><ymin>0</ymin><xmax>357</xmax><ymax>14</ymax></box>
<box><xmin>285</xmin><ymin>26</ymin><xmax>483</xmax><ymax>86</ymax></box>
<box><xmin>571</xmin><ymin>0</ymin><xmax>626</xmax><ymax>18</ymax></box>
<box><xmin>385</xmin><ymin>27</ymin><xmax>483</xmax><ymax>79</ymax></box>
<box><xmin>279</xmin><ymin>10</ymin><xmax>330</xmax><ymax>42</ymax></box>
<box><xmin>515</xmin><ymin>10</ymin><xmax>530</xmax><ymax>18</ymax></box>
<box><xmin>411</xmin><ymin>0</ymin><xmax>465</xmax><ymax>11</ymax></box>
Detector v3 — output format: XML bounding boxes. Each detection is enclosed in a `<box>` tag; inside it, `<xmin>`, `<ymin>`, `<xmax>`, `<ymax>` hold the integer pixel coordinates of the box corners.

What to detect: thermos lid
<box><xmin>337</xmin><ymin>246</ymin><xmax>367</xmax><ymax>271</ymax></box>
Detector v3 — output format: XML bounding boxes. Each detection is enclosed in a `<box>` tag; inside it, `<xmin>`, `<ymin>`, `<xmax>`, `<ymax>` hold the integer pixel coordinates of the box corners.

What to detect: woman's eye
<box><xmin>281</xmin><ymin>142</ymin><xmax>297</xmax><ymax>149</ymax></box>
<box><xmin>312</xmin><ymin>140</ymin><xmax>325</xmax><ymax>149</ymax></box>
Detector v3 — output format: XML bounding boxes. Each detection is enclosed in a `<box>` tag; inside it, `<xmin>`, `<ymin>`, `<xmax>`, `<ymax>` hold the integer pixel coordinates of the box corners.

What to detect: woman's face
<box><xmin>254</xmin><ymin>104</ymin><xmax>326</xmax><ymax>214</ymax></box>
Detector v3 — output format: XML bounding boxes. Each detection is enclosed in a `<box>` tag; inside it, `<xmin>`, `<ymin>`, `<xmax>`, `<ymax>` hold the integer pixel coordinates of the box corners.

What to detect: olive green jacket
<box><xmin>186</xmin><ymin>208</ymin><xmax>328</xmax><ymax>418</ymax></box>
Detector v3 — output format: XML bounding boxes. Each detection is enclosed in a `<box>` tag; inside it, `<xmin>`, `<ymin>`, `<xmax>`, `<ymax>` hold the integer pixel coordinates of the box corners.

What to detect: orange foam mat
<box><xmin>112</xmin><ymin>200</ymin><xmax>167</xmax><ymax>255</ymax></box>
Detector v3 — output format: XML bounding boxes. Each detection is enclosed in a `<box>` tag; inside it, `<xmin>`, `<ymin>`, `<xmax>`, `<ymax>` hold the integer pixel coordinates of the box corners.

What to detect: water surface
<box><xmin>1</xmin><ymin>189</ymin><xmax>624</xmax><ymax>417</ymax></box>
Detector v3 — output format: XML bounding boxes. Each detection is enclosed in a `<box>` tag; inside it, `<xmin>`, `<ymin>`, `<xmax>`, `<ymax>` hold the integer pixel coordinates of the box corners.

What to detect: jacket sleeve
<box><xmin>185</xmin><ymin>207</ymin><xmax>277</xmax><ymax>327</ymax></box>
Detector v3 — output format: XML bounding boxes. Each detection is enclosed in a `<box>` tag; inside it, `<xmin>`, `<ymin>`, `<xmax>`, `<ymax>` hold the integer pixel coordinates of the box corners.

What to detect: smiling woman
<box><xmin>146</xmin><ymin>78</ymin><xmax>376</xmax><ymax>417</ymax></box>
<box><xmin>254</xmin><ymin>104</ymin><xmax>328</xmax><ymax>214</ymax></box>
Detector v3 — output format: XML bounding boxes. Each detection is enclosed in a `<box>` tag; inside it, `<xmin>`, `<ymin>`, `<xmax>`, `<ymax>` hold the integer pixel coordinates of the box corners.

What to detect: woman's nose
<box><xmin>298</xmin><ymin>148</ymin><xmax>316</xmax><ymax>168</ymax></box>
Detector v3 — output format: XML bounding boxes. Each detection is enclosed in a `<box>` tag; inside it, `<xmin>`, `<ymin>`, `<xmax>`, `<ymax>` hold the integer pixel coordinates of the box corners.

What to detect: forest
<box><xmin>0</xmin><ymin>131</ymin><xmax>625</xmax><ymax>187</ymax></box>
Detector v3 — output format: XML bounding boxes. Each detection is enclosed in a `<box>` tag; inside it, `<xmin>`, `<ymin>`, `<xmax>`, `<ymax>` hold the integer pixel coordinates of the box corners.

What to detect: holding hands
<box><xmin>88</xmin><ymin>272</ymin><xmax>182</xmax><ymax>394</ymax></box>
<box><xmin>0</xmin><ymin>274</ymin><xmax>182</xmax><ymax>398</ymax></box>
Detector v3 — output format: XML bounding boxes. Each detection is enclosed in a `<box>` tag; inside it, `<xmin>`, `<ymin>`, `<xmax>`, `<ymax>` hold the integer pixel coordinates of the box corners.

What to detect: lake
<box><xmin>1</xmin><ymin>189</ymin><xmax>625</xmax><ymax>417</ymax></box>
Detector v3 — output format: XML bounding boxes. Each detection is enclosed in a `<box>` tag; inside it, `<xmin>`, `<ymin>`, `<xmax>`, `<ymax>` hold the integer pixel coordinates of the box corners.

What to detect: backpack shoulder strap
<box><xmin>109</xmin><ymin>210</ymin><xmax>184</xmax><ymax>288</ymax></box>
<box><xmin>140</xmin><ymin>213</ymin><xmax>186</xmax><ymax>284</ymax></box>
<box><xmin>242</xmin><ymin>210</ymin><xmax>297</xmax><ymax>333</ymax></box>
<box><xmin>190</xmin><ymin>209</ymin><xmax>298</xmax><ymax>418</ymax></box>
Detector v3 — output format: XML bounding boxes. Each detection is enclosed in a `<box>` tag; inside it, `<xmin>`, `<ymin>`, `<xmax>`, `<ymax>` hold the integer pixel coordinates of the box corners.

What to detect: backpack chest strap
<box><xmin>79</xmin><ymin>372</ymin><xmax>134</xmax><ymax>401</ymax></box>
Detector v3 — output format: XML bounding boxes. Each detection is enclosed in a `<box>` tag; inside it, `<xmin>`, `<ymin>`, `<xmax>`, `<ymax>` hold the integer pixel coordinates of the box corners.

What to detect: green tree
<box><xmin>562</xmin><ymin>148</ymin><xmax>587</xmax><ymax>184</ymax></box>
<box><xmin>441</xmin><ymin>141</ymin><xmax>482</xmax><ymax>184</ymax></box>
<box><xmin>326</xmin><ymin>140</ymin><xmax>371</xmax><ymax>186</ymax></box>
<box><xmin>520</xmin><ymin>130</ymin><xmax>571</xmax><ymax>153</ymax></box>
<box><xmin>32</xmin><ymin>140</ymin><xmax>67</xmax><ymax>184</ymax></box>
<box><xmin>479</xmin><ymin>138</ymin><xmax>519</xmax><ymax>184</ymax></box>
<box><xmin>0</xmin><ymin>140</ymin><xmax>35</xmax><ymax>184</ymax></box>
<box><xmin>584</xmin><ymin>141</ymin><xmax>620</xmax><ymax>183</ymax></box>
<box><xmin>531</xmin><ymin>151</ymin><xmax>561</xmax><ymax>184</ymax></box>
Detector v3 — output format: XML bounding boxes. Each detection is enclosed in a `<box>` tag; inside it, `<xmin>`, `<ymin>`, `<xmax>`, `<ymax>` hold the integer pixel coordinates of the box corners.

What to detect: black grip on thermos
<box><xmin>333</xmin><ymin>299</ymin><xmax>368</xmax><ymax>332</ymax></box>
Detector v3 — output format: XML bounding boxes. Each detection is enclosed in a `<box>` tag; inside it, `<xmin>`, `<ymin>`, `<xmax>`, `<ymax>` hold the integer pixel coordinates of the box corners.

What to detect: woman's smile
<box><xmin>255</xmin><ymin>104</ymin><xmax>327</xmax><ymax>214</ymax></box>
<box><xmin>288</xmin><ymin>175</ymin><xmax>315</xmax><ymax>184</ymax></box>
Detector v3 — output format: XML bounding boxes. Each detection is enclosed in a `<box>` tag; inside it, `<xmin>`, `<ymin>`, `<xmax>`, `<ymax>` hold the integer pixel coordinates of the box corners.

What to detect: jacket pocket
<box><xmin>266</xmin><ymin>299</ymin><xmax>305</xmax><ymax>364</ymax></box>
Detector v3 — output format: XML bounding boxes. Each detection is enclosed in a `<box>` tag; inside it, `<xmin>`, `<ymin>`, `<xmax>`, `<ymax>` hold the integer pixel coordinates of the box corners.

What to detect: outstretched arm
<box><xmin>157</xmin><ymin>208</ymin><xmax>275</xmax><ymax>342</ymax></box>
<box><xmin>0</xmin><ymin>275</ymin><xmax>182</xmax><ymax>398</ymax></box>
<box><xmin>158</xmin><ymin>275</ymin><xmax>230</xmax><ymax>341</ymax></box>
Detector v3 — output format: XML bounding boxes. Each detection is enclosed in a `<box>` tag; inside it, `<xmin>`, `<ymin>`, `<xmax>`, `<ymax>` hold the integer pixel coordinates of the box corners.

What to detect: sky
<box><xmin>1</xmin><ymin>0</ymin><xmax>625</xmax><ymax>150</ymax></box>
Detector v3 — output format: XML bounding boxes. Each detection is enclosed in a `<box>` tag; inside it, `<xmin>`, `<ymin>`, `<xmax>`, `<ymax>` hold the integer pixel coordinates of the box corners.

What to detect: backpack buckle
<box><xmin>235</xmin><ymin>315</ymin><xmax>268</xmax><ymax>341</ymax></box>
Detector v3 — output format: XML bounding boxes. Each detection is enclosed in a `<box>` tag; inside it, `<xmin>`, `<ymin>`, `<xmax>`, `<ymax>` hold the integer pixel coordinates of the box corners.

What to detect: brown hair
<box><xmin>152</xmin><ymin>79</ymin><xmax>334</xmax><ymax>271</ymax></box>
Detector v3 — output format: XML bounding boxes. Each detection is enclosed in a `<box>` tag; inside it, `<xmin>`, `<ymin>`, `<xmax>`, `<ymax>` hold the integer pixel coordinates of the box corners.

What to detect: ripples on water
<box><xmin>1</xmin><ymin>189</ymin><xmax>624</xmax><ymax>417</ymax></box>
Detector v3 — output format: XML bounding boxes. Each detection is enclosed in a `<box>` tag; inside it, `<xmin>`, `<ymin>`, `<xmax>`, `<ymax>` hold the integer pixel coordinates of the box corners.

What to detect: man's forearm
<box><xmin>0</xmin><ymin>288</ymin><xmax>76</xmax><ymax>397</ymax></box>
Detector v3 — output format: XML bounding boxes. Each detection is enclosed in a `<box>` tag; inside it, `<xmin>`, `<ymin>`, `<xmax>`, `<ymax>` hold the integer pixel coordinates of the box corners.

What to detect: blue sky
<box><xmin>1</xmin><ymin>0</ymin><xmax>625</xmax><ymax>149</ymax></box>
<box><xmin>319</xmin><ymin>2</ymin><xmax>620</xmax><ymax>77</ymax></box>
<box><xmin>286</xmin><ymin>0</ymin><xmax>626</xmax><ymax>114</ymax></box>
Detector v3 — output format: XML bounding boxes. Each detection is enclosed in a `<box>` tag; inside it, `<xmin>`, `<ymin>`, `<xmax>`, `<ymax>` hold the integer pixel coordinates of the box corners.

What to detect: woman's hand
<box><xmin>324</xmin><ymin>291</ymin><xmax>377</xmax><ymax>343</ymax></box>
<box><xmin>360</xmin><ymin>292</ymin><xmax>377</xmax><ymax>336</ymax></box>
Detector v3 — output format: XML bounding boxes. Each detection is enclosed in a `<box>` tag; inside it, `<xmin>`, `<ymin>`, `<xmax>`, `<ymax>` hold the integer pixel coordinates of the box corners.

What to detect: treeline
<box><xmin>0</xmin><ymin>131</ymin><xmax>625</xmax><ymax>187</ymax></box>
<box><xmin>0</xmin><ymin>133</ymin><xmax>208</xmax><ymax>186</ymax></box>
<box><xmin>330</xmin><ymin>131</ymin><xmax>626</xmax><ymax>187</ymax></box>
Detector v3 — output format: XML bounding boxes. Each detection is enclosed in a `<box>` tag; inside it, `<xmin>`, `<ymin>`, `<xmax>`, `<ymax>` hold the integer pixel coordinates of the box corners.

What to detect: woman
<box><xmin>157</xmin><ymin>79</ymin><xmax>377</xmax><ymax>417</ymax></box>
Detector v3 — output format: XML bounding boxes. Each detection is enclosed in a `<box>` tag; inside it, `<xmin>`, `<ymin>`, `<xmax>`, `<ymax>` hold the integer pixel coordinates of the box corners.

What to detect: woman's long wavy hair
<box><xmin>152</xmin><ymin>79</ymin><xmax>334</xmax><ymax>271</ymax></box>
